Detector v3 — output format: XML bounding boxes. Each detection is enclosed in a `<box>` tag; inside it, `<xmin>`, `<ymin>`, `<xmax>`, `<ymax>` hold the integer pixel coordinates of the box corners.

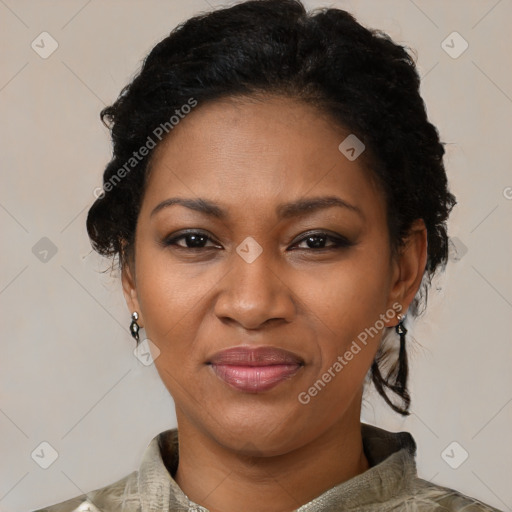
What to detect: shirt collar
<box><xmin>137</xmin><ymin>422</ymin><xmax>418</xmax><ymax>512</ymax></box>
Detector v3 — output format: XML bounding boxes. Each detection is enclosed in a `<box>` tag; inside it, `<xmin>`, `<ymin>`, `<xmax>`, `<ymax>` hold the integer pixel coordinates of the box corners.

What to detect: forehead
<box><xmin>140</xmin><ymin>95</ymin><xmax>384</xmax><ymax>222</ymax></box>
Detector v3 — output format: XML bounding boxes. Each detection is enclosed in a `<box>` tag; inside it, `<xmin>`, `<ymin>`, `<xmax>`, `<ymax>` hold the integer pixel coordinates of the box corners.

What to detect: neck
<box><xmin>173</xmin><ymin>399</ymin><xmax>370</xmax><ymax>512</ymax></box>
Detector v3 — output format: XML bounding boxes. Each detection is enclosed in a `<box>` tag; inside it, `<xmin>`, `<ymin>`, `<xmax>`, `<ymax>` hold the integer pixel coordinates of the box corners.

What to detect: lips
<box><xmin>207</xmin><ymin>346</ymin><xmax>303</xmax><ymax>393</ymax></box>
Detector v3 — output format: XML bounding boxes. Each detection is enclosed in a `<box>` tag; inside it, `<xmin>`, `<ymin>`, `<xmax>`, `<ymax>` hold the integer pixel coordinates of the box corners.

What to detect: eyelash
<box><xmin>162</xmin><ymin>230</ymin><xmax>354</xmax><ymax>252</ymax></box>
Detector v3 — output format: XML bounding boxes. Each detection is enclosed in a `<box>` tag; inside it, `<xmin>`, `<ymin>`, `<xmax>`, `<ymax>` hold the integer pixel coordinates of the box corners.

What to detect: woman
<box><xmin>33</xmin><ymin>0</ymin><xmax>502</xmax><ymax>510</ymax></box>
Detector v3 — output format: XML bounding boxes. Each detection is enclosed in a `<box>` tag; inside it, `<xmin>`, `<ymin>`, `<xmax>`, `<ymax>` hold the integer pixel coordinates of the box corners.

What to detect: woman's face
<box><xmin>123</xmin><ymin>95</ymin><xmax>425</xmax><ymax>454</ymax></box>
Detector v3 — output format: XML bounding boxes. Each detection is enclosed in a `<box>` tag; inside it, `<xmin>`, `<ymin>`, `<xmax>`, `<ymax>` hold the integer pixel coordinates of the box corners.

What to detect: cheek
<box><xmin>312</xmin><ymin>246</ymin><xmax>391</xmax><ymax>327</ymax></box>
<box><xmin>134</xmin><ymin>246</ymin><xmax>227</xmax><ymax>381</ymax></box>
<box><xmin>304</xmin><ymin>248</ymin><xmax>392</xmax><ymax>379</ymax></box>
<box><xmin>293</xmin><ymin>264</ymin><xmax>390</xmax><ymax>424</ymax></box>
<box><xmin>134</xmin><ymin>247</ymin><xmax>194</xmax><ymax>341</ymax></box>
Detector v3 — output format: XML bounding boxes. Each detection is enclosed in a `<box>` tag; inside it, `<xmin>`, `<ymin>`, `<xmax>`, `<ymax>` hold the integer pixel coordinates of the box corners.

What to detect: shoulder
<box><xmin>29</xmin><ymin>470</ymin><xmax>140</xmax><ymax>512</ymax></box>
<box><xmin>398</xmin><ymin>476</ymin><xmax>504</xmax><ymax>511</ymax></box>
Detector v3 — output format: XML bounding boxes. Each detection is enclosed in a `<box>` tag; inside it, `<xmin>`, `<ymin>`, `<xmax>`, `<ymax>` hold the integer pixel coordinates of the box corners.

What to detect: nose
<box><xmin>213</xmin><ymin>247</ymin><xmax>296</xmax><ymax>330</ymax></box>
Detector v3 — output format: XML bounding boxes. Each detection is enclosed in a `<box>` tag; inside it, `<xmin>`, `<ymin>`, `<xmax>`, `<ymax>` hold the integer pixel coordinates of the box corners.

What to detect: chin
<box><xmin>202</xmin><ymin>403</ymin><xmax>313</xmax><ymax>456</ymax></box>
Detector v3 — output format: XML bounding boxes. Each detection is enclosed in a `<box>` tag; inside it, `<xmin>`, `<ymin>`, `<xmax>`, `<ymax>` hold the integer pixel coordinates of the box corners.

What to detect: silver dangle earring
<box><xmin>396</xmin><ymin>313</ymin><xmax>407</xmax><ymax>338</ymax></box>
<box><xmin>395</xmin><ymin>311</ymin><xmax>410</xmax><ymax>410</ymax></box>
<box><xmin>396</xmin><ymin>313</ymin><xmax>408</xmax><ymax>364</ymax></box>
<box><xmin>130</xmin><ymin>312</ymin><xmax>140</xmax><ymax>344</ymax></box>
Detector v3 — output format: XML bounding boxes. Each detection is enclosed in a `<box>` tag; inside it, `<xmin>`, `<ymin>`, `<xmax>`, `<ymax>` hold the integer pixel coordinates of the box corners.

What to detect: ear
<box><xmin>121</xmin><ymin>261</ymin><xmax>144</xmax><ymax>327</ymax></box>
<box><xmin>385</xmin><ymin>219</ymin><xmax>428</xmax><ymax>323</ymax></box>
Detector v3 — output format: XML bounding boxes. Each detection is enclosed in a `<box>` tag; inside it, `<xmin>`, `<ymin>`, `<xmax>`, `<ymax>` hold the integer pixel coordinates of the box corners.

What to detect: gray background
<box><xmin>1</xmin><ymin>0</ymin><xmax>511</xmax><ymax>510</ymax></box>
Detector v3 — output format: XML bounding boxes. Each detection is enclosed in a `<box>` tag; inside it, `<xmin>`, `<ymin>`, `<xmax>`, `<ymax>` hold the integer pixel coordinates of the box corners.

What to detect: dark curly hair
<box><xmin>86</xmin><ymin>0</ymin><xmax>456</xmax><ymax>416</ymax></box>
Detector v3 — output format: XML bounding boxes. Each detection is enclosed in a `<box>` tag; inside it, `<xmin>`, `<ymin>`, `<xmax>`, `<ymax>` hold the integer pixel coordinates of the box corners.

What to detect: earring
<box><xmin>130</xmin><ymin>311</ymin><xmax>140</xmax><ymax>344</ymax></box>
<box><xmin>396</xmin><ymin>313</ymin><xmax>407</xmax><ymax>336</ymax></box>
<box><xmin>395</xmin><ymin>313</ymin><xmax>408</xmax><ymax>384</ymax></box>
<box><xmin>395</xmin><ymin>312</ymin><xmax>410</xmax><ymax>408</ymax></box>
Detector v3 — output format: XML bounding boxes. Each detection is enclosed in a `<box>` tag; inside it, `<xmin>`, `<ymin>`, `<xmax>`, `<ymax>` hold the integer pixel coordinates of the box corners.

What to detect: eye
<box><xmin>163</xmin><ymin>230</ymin><xmax>220</xmax><ymax>250</ymax></box>
<box><xmin>291</xmin><ymin>231</ymin><xmax>354</xmax><ymax>251</ymax></box>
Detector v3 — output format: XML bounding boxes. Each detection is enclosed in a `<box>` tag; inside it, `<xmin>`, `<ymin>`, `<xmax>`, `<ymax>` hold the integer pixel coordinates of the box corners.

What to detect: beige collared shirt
<box><xmin>32</xmin><ymin>423</ymin><xmax>502</xmax><ymax>511</ymax></box>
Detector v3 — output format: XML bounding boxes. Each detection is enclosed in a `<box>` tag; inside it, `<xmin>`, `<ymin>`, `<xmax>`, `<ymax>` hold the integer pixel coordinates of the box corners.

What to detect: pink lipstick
<box><xmin>208</xmin><ymin>346</ymin><xmax>303</xmax><ymax>393</ymax></box>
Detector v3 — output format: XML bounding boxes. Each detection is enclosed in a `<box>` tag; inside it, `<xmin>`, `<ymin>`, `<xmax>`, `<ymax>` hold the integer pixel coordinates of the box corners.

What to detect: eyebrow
<box><xmin>150</xmin><ymin>195</ymin><xmax>364</xmax><ymax>220</ymax></box>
